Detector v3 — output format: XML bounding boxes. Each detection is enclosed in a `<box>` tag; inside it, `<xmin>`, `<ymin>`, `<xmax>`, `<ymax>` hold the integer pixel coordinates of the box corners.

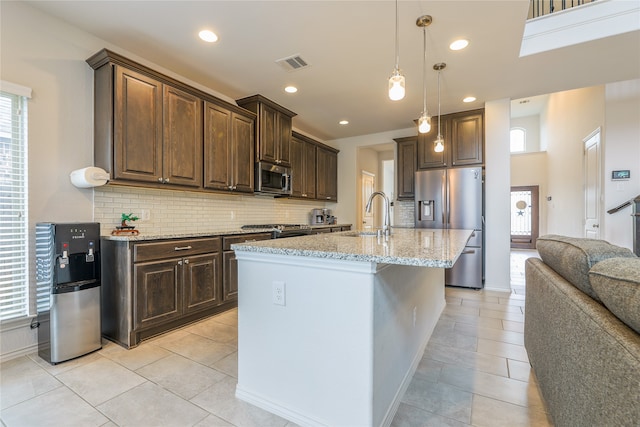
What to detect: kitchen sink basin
<box><xmin>341</xmin><ymin>231</ymin><xmax>381</xmax><ymax>237</ymax></box>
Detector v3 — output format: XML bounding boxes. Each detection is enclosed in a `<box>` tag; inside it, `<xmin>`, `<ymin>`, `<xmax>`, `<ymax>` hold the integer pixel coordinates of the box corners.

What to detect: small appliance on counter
<box><xmin>311</xmin><ymin>208</ymin><xmax>333</xmax><ymax>225</ymax></box>
<box><xmin>36</xmin><ymin>222</ymin><xmax>102</xmax><ymax>364</ymax></box>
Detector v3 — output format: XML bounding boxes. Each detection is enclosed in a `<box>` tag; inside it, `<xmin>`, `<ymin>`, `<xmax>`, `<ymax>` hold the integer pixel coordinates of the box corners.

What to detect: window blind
<box><xmin>0</xmin><ymin>89</ymin><xmax>29</xmax><ymax>321</ymax></box>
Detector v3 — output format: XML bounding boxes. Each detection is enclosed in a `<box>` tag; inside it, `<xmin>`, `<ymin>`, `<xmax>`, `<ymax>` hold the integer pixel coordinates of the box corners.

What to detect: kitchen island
<box><xmin>231</xmin><ymin>228</ymin><xmax>472</xmax><ymax>427</ymax></box>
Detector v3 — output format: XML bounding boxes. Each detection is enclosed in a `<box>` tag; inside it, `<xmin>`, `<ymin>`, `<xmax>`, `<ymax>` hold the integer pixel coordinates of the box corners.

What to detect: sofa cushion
<box><xmin>589</xmin><ymin>257</ymin><xmax>640</xmax><ymax>334</ymax></box>
<box><xmin>536</xmin><ymin>235</ymin><xmax>636</xmax><ymax>301</ymax></box>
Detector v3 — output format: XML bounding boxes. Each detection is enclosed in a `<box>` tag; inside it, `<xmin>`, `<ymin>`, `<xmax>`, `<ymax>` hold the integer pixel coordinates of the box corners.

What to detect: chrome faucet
<box><xmin>365</xmin><ymin>191</ymin><xmax>391</xmax><ymax>237</ymax></box>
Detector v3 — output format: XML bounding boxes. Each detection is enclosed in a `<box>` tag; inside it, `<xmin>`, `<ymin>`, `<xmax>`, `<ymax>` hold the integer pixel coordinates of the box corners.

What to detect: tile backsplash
<box><xmin>394</xmin><ymin>200</ymin><xmax>415</xmax><ymax>227</ymax></box>
<box><xmin>94</xmin><ymin>186</ymin><xmax>328</xmax><ymax>236</ymax></box>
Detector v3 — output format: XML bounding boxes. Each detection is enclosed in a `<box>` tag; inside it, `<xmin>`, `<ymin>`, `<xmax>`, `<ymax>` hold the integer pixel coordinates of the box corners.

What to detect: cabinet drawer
<box><xmin>134</xmin><ymin>238</ymin><xmax>221</xmax><ymax>262</ymax></box>
<box><xmin>223</xmin><ymin>233</ymin><xmax>272</xmax><ymax>251</ymax></box>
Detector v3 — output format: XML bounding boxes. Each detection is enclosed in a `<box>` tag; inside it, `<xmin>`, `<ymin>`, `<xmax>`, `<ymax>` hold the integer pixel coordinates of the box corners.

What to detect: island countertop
<box><xmin>231</xmin><ymin>227</ymin><xmax>473</xmax><ymax>268</ymax></box>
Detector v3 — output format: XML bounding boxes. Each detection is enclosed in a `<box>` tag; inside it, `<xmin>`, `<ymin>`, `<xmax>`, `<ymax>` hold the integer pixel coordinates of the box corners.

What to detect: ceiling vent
<box><xmin>275</xmin><ymin>54</ymin><xmax>310</xmax><ymax>72</ymax></box>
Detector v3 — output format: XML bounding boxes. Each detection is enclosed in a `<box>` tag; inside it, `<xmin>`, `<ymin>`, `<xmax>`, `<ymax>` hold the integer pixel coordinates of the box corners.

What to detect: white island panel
<box><xmin>234</xmin><ymin>252</ymin><xmax>445</xmax><ymax>427</ymax></box>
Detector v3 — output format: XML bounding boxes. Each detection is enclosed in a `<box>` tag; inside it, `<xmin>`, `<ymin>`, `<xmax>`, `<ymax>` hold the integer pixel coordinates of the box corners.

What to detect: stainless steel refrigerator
<box><xmin>415</xmin><ymin>167</ymin><xmax>484</xmax><ymax>289</ymax></box>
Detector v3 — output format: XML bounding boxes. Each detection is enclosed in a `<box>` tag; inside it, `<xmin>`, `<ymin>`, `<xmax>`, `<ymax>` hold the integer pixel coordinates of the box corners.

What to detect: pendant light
<box><xmin>388</xmin><ymin>0</ymin><xmax>405</xmax><ymax>101</ymax></box>
<box><xmin>433</xmin><ymin>63</ymin><xmax>446</xmax><ymax>153</ymax></box>
<box><xmin>416</xmin><ymin>15</ymin><xmax>432</xmax><ymax>133</ymax></box>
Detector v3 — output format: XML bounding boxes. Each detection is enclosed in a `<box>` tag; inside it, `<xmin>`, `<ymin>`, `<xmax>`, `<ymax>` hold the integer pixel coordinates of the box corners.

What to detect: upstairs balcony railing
<box><xmin>529</xmin><ymin>0</ymin><xmax>599</xmax><ymax>19</ymax></box>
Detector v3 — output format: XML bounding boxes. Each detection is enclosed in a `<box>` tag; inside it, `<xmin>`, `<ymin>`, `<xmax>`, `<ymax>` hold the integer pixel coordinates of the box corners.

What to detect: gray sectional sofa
<box><xmin>524</xmin><ymin>235</ymin><xmax>640</xmax><ymax>427</ymax></box>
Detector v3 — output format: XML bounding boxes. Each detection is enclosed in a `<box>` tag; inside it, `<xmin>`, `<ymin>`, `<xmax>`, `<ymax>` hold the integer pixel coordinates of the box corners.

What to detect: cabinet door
<box><xmin>417</xmin><ymin>119</ymin><xmax>448</xmax><ymax>169</ymax></box>
<box><xmin>183</xmin><ymin>253</ymin><xmax>222</xmax><ymax>314</ymax></box>
<box><xmin>163</xmin><ymin>85</ymin><xmax>203</xmax><ymax>187</ymax></box>
<box><xmin>114</xmin><ymin>66</ymin><xmax>163</xmax><ymax>183</ymax></box>
<box><xmin>396</xmin><ymin>137</ymin><xmax>417</xmax><ymax>199</ymax></box>
<box><xmin>303</xmin><ymin>140</ymin><xmax>317</xmax><ymax>199</ymax></box>
<box><xmin>277</xmin><ymin>113</ymin><xmax>292</xmax><ymax>167</ymax></box>
<box><xmin>134</xmin><ymin>258</ymin><xmax>181</xmax><ymax>329</ymax></box>
<box><xmin>231</xmin><ymin>112</ymin><xmax>255</xmax><ymax>193</ymax></box>
<box><xmin>290</xmin><ymin>136</ymin><xmax>304</xmax><ymax>197</ymax></box>
<box><xmin>258</xmin><ymin>104</ymin><xmax>278</xmax><ymax>163</ymax></box>
<box><xmin>203</xmin><ymin>102</ymin><xmax>232</xmax><ymax>191</ymax></box>
<box><xmin>316</xmin><ymin>147</ymin><xmax>338</xmax><ymax>201</ymax></box>
<box><xmin>450</xmin><ymin>110</ymin><xmax>483</xmax><ymax>166</ymax></box>
<box><xmin>223</xmin><ymin>250</ymin><xmax>238</xmax><ymax>302</ymax></box>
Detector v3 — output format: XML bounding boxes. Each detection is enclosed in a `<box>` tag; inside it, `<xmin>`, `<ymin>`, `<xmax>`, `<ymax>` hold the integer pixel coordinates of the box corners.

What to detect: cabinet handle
<box><xmin>228</xmin><ymin>185</ymin><xmax>233</xmax><ymax>190</ymax></box>
<box><xmin>232</xmin><ymin>185</ymin><xmax>237</xmax><ymax>190</ymax></box>
<box><xmin>158</xmin><ymin>178</ymin><xmax>163</xmax><ymax>183</ymax></box>
<box><xmin>184</xmin><ymin>259</ymin><xmax>190</xmax><ymax>265</ymax></box>
<box><xmin>178</xmin><ymin>260</ymin><xmax>183</xmax><ymax>266</ymax></box>
<box><xmin>326</xmin><ymin>197</ymin><xmax>330</xmax><ymax>200</ymax></box>
<box><xmin>164</xmin><ymin>178</ymin><xmax>170</xmax><ymax>183</ymax></box>
<box><xmin>244</xmin><ymin>239</ymin><xmax>257</xmax><ymax>243</ymax></box>
<box><xmin>174</xmin><ymin>246</ymin><xmax>193</xmax><ymax>251</ymax></box>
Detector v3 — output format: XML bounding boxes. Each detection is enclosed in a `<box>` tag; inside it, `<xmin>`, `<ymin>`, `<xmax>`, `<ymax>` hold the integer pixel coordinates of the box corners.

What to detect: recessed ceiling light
<box><xmin>450</xmin><ymin>39</ymin><xmax>469</xmax><ymax>51</ymax></box>
<box><xmin>198</xmin><ymin>30</ymin><xmax>218</xmax><ymax>43</ymax></box>
<box><xmin>463</xmin><ymin>96</ymin><xmax>476</xmax><ymax>103</ymax></box>
<box><xmin>284</xmin><ymin>86</ymin><xmax>298</xmax><ymax>94</ymax></box>
<box><xmin>339</xmin><ymin>120</ymin><xmax>349</xmax><ymax>125</ymax></box>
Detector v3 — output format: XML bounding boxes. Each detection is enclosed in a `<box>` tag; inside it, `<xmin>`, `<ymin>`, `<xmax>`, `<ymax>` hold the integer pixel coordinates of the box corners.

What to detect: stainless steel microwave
<box><xmin>255</xmin><ymin>162</ymin><xmax>292</xmax><ymax>196</ymax></box>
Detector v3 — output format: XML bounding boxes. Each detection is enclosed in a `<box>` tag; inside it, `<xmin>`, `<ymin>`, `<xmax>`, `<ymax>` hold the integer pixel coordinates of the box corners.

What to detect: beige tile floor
<box><xmin>0</xmin><ymin>250</ymin><xmax>550</xmax><ymax>427</ymax></box>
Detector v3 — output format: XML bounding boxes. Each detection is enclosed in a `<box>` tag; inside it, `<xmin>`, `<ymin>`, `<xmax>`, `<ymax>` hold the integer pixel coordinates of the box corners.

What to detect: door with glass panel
<box><xmin>510</xmin><ymin>186</ymin><xmax>539</xmax><ymax>249</ymax></box>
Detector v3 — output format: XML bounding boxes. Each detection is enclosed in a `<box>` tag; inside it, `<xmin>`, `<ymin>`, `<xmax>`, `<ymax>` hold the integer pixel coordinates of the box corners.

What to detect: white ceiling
<box><xmin>26</xmin><ymin>0</ymin><xmax>640</xmax><ymax>141</ymax></box>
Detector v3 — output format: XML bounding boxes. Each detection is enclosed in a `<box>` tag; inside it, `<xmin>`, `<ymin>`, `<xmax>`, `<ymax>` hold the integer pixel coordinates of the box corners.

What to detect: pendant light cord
<box><xmin>395</xmin><ymin>0</ymin><xmax>400</xmax><ymax>70</ymax></box>
<box><xmin>422</xmin><ymin>26</ymin><xmax>427</xmax><ymax>113</ymax></box>
<box><xmin>437</xmin><ymin>68</ymin><xmax>442</xmax><ymax>135</ymax></box>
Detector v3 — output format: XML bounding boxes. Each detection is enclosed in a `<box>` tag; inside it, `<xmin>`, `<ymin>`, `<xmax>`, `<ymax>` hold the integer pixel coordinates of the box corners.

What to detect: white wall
<box><xmin>543</xmin><ymin>85</ymin><xmax>605</xmax><ymax>238</ymax></box>
<box><xmin>511</xmin><ymin>115</ymin><xmax>541</xmax><ymax>152</ymax></box>
<box><xmin>603</xmin><ymin>79</ymin><xmax>640</xmax><ymax>249</ymax></box>
<box><xmin>485</xmin><ymin>99</ymin><xmax>512</xmax><ymax>291</ymax></box>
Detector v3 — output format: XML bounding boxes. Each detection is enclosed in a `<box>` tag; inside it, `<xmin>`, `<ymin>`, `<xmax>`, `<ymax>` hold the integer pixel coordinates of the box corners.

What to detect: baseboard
<box><xmin>0</xmin><ymin>343</ymin><xmax>38</xmax><ymax>364</ymax></box>
<box><xmin>235</xmin><ymin>386</ymin><xmax>328</xmax><ymax>427</ymax></box>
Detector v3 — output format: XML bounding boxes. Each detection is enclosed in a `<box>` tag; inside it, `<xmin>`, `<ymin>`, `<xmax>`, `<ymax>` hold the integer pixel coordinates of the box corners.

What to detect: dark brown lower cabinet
<box><xmin>222</xmin><ymin>233</ymin><xmax>272</xmax><ymax>302</ymax></box>
<box><xmin>102</xmin><ymin>237</ymin><xmax>227</xmax><ymax>348</ymax></box>
<box><xmin>134</xmin><ymin>258</ymin><xmax>181</xmax><ymax>330</ymax></box>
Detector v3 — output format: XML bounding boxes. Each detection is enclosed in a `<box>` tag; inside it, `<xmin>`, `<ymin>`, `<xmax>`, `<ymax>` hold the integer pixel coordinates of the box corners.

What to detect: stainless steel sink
<box><xmin>341</xmin><ymin>231</ymin><xmax>380</xmax><ymax>237</ymax></box>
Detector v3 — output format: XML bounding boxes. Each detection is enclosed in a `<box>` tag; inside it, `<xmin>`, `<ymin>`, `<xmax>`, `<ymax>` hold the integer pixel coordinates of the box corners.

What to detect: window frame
<box><xmin>0</xmin><ymin>81</ymin><xmax>31</xmax><ymax>322</ymax></box>
<box><xmin>510</xmin><ymin>127</ymin><xmax>527</xmax><ymax>153</ymax></box>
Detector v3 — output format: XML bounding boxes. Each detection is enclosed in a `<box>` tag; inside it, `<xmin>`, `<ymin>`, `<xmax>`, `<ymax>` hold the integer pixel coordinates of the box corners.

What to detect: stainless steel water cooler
<box><xmin>36</xmin><ymin>223</ymin><xmax>102</xmax><ymax>364</ymax></box>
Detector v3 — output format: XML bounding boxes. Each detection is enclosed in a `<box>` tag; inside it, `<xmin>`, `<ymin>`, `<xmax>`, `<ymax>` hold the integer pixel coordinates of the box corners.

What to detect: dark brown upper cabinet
<box><xmin>87</xmin><ymin>49</ymin><xmax>255</xmax><ymax>192</ymax></box>
<box><xmin>316</xmin><ymin>145</ymin><xmax>339</xmax><ymax>202</ymax></box>
<box><xmin>417</xmin><ymin>117</ymin><xmax>448</xmax><ymax>169</ymax></box>
<box><xmin>203</xmin><ymin>102</ymin><xmax>255</xmax><ymax>193</ymax></box>
<box><xmin>449</xmin><ymin>109</ymin><xmax>484</xmax><ymax>166</ymax></box>
<box><xmin>291</xmin><ymin>132</ymin><xmax>317</xmax><ymax>199</ymax></box>
<box><xmin>415</xmin><ymin>109</ymin><xmax>484</xmax><ymax>170</ymax></box>
<box><xmin>395</xmin><ymin>136</ymin><xmax>418</xmax><ymax>200</ymax></box>
<box><xmin>236</xmin><ymin>95</ymin><xmax>296</xmax><ymax>167</ymax></box>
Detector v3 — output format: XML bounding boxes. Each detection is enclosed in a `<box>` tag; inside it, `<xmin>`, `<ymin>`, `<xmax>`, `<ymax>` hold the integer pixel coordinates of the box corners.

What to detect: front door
<box><xmin>510</xmin><ymin>185</ymin><xmax>539</xmax><ymax>249</ymax></box>
<box><xmin>584</xmin><ymin>128</ymin><xmax>601</xmax><ymax>239</ymax></box>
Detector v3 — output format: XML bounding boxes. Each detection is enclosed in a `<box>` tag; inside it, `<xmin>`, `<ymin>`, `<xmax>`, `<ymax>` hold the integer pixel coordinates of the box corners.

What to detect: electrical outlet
<box><xmin>272</xmin><ymin>281</ymin><xmax>286</xmax><ymax>306</ymax></box>
<box><xmin>140</xmin><ymin>209</ymin><xmax>150</xmax><ymax>221</ymax></box>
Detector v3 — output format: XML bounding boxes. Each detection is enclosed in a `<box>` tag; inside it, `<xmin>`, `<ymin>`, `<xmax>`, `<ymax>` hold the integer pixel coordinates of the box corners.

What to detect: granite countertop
<box><xmin>101</xmin><ymin>224</ymin><xmax>352</xmax><ymax>241</ymax></box>
<box><xmin>231</xmin><ymin>228</ymin><xmax>473</xmax><ymax>268</ymax></box>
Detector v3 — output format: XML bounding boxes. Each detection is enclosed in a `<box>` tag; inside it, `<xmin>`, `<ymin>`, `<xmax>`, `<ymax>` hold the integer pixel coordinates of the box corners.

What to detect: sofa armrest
<box><xmin>524</xmin><ymin>257</ymin><xmax>640</xmax><ymax>427</ymax></box>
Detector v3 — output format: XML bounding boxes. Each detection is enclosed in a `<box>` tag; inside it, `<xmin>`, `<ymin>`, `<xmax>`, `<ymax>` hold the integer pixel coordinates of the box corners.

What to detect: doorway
<box><xmin>510</xmin><ymin>185</ymin><xmax>539</xmax><ymax>249</ymax></box>
<box><xmin>583</xmin><ymin>128</ymin><xmax>601</xmax><ymax>239</ymax></box>
<box><xmin>360</xmin><ymin>171</ymin><xmax>376</xmax><ymax>229</ymax></box>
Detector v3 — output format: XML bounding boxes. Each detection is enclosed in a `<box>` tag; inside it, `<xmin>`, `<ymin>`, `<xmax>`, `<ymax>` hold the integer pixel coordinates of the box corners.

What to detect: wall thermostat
<box><xmin>612</xmin><ymin>170</ymin><xmax>630</xmax><ymax>180</ymax></box>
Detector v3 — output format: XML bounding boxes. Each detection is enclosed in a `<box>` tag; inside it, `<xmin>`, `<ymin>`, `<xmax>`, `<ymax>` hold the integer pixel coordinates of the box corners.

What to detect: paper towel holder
<box><xmin>69</xmin><ymin>166</ymin><xmax>110</xmax><ymax>188</ymax></box>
